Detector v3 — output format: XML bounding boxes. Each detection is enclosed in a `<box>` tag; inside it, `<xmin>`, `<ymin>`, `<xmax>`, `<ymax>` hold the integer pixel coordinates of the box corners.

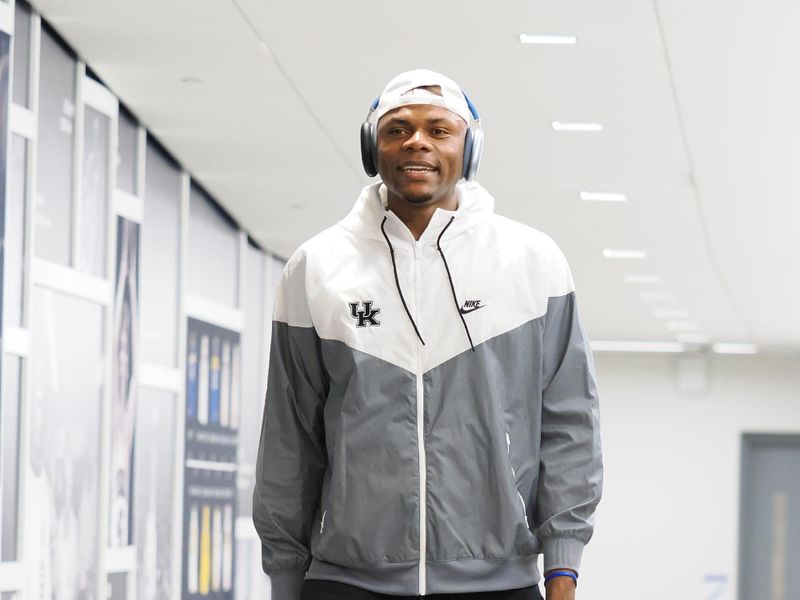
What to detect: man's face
<box><xmin>376</xmin><ymin>104</ymin><xmax>466</xmax><ymax>206</ymax></box>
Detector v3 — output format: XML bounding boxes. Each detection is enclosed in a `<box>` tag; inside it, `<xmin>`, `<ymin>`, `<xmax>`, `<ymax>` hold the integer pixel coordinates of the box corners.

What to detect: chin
<box><xmin>403</xmin><ymin>192</ymin><xmax>435</xmax><ymax>205</ymax></box>
<box><xmin>395</xmin><ymin>184</ymin><xmax>437</xmax><ymax>205</ymax></box>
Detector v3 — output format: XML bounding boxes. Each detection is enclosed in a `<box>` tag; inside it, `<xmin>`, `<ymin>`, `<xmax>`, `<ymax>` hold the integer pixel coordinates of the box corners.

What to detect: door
<box><xmin>739</xmin><ymin>434</ymin><xmax>800</xmax><ymax>600</ymax></box>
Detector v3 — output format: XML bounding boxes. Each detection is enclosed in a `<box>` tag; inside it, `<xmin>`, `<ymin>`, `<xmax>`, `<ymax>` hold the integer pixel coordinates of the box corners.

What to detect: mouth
<box><xmin>397</xmin><ymin>162</ymin><xmax>438</xmax><ymax>179</ymax></box>
<box><xmin>397</xmin><ymin>161</ymin><xmax>439</xmax><ymax>173</ymax></box>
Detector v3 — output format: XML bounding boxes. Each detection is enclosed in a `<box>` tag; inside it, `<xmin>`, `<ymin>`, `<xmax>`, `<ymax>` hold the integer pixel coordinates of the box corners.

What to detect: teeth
<box><xmin>402</xmin><ymin>166</ymin><xmax>434</xmax><ymax>171</ymax></box>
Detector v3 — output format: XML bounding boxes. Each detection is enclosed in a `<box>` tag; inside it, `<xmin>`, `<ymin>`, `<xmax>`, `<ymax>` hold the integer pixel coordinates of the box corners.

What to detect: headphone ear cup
<box><xmin>360</xmin><ymin>122</ymin><xmax>378</xmax><ymax>177</ymax></box>
<box><xmin>463</xmin><ymin>126</ymin><xmax>483</xmax><ymax>181</ymax></box>
<box><xmin>462</xmin><ymin>127</ymin><xmax>474</xmax><ymax>180</ymax></box>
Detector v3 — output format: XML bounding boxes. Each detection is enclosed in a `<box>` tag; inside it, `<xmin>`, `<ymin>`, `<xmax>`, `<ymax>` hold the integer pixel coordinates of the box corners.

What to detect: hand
<box><xmin>544</xmin><ymin>570</ymin><xmax>576</xmax><ymax>600</ymax></box>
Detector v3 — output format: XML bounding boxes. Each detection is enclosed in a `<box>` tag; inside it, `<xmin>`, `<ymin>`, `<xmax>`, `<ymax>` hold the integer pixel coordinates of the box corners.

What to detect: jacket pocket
<box><xmin>506</xmin><ymin>431</ymin><xmax>529</xmax><ymax>527</ymax></box>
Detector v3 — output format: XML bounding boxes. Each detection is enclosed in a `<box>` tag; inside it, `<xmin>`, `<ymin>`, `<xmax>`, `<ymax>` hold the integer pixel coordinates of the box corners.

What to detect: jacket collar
<box><xmin>339</xmin><ymin>180</ymin><xmax>496</xmax><ymax>247</ymax></box>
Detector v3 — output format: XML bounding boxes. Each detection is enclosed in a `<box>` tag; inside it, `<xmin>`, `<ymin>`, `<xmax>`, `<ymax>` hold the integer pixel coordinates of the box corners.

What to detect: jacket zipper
<box><xmin>414</xmin><ymin>240</ymin><xmax>427</xmax><ymax>596</ymax></box>
<box><xmin>506</xmin><ymin>432</ymin><xmax>529</xmax><ymax>526</ymax></box>
<box><xmin>319</xmin><ymin>509</ymin><xmax>326</xmax><ymax>535</ymax></box>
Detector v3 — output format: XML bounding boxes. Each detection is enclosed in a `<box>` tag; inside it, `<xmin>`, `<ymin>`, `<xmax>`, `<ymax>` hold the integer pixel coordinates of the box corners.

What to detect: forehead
<box><xmin>378</xmin><ymin>104</ymin><xmax>465</xmax><ymax>127</ymax></box>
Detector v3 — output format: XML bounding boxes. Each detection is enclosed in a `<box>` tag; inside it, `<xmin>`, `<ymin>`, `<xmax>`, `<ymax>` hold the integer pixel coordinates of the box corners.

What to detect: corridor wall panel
<box><xmin>141</xmin><ymin>141</ymin><xmax>181</xmax><ymax>368</ymax></box>
<box><xmin>134</xmin><ymin>388</ymin><xmax>177</xmax><ymax>600</ymax></box>
<box><xmin>1</xmin><ymin>355</ymin><xmax>21</xmax><ymax>562</ymax></box>
<box><xmin>188</xmin><ymin>185</ymin><xmax>239</xmax><ymax>309</ymax></box>
<box><xmin>238</xmin><ymin>242</ymin><xmax>266</xmax><ymax>520</ymax></box>
<box><xmin>78</xmin><ymin>105</ymin><xmax>109</xmax><ymax>278</ymax></box>
<box><xmin>5</xmin><ymin>134</ymin><xmax>26</xmax><ymax>327</ymax></box>
<box><xmin>11</xmin><ymin>1</ymin><xmax>30</xmax><ymax>108</ymax></box>
<box><xmin>116</xmin><ymin>107</ymin><xmax>137</xmax><ymax>196</ymax></box>
<box><xmin>4</xmin><ymin>4</ymin><xmax>282</xmax><ymax>598</ymax></box>
<box><xmin>34</xmin><ymin>26</ymin><xmax>75</xmax><ymax>267</ymax></box>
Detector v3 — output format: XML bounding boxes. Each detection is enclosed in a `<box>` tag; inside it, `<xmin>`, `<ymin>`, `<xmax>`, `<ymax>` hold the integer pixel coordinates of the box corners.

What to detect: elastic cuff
<box><xmin>543</xmin><ymin>537</ymin><xmax>585</xmax><ymax>574</ymax></box>
<box><xmin>268</xmin><ymin>570</ymin><xmax>306</xmax><ymax>600</ymax></box>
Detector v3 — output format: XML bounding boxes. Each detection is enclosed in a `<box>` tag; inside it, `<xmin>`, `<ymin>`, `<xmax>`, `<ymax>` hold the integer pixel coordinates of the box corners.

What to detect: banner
<box><xmin>109</xmin><ymin>216</ymin><xmax>140</xmax><ymax>547</ymax></box>
<box><xmin>183</xmin><ymin>318</ymin><xmax>240</xmax><ymax>600</ymax></box>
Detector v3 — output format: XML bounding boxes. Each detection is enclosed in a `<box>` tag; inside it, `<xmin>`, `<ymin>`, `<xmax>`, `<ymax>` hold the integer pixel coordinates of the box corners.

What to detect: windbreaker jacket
<box><xmin>253</xmin><ymin>181</ymin><xmax>602</xmax><ymax>599</ymax></box>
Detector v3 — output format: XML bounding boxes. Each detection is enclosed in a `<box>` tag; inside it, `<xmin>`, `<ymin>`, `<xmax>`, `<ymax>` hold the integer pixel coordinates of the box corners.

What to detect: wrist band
<box><xmin>544</xmin><ymin>570</ymin><xmax>578</xmax><ymax>585</ymax></box>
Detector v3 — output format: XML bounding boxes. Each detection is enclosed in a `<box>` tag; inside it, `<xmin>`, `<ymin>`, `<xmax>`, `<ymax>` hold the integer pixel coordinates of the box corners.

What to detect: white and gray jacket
<box><xmin>253</xmin><ymin>181</ymin><xmax>602</xmax><ymax>598</ymax></box>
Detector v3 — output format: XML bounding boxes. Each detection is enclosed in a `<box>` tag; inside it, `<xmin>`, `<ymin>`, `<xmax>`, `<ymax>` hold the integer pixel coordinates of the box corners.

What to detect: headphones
<box><xmin>360</xmin><ymin>92</ymin><xmax>484</xmax><ymax>181</ymax></box>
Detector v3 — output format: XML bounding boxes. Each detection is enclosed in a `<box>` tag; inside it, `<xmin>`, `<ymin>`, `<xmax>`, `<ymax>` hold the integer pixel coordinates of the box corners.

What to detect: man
<box><xmin>253</xmin><ymin>70</ymin><xmax>602</xmax><ymax>600</ymax></box>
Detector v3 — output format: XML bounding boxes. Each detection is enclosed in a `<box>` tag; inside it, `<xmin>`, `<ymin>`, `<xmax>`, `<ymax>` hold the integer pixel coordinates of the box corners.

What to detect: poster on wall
<box><xmin>0</xmin><ymin>30</ymin><xmax>9</xmax><ymax>329</ymax></box>
<box><xmin>109</xmin><ymin>216</ymin><xmax>140</xmax><ymax>547</ymax></box>
<box><xmin>182</xmin><ymin>318</ymin><xmax>240</xmax><ymax>600</ymax></box>
<box><xmin>134</xmin><ymin>389</ymin><xmax>176</xmax><ymax>600</ymax></box>
<box><xmin>28</xmin><ymin>288</ymin><xmax>105</xmax><ymax>600</ymax></box>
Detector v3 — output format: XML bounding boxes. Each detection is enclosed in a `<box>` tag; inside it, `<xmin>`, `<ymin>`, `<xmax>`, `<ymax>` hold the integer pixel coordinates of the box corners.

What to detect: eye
<box><xmin>387</xmin><ymin>127</ymin><xmax>406</xmax><ymax>136</ymax></box>
<box><xmin>431</xmin><ymin>128</ymin><xmax>450</xmax><ymax>136</ymax></box>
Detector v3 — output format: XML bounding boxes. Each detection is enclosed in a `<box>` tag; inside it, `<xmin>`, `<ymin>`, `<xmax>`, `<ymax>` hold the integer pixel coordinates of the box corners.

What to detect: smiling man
<box><xmin>253</xmin><ymin>70</ymin><xmax>602</xmax><ymax>600</ymax></box>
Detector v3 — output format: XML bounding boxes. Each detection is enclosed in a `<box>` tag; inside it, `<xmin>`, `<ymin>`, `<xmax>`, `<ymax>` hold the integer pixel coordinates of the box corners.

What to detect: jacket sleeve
<box><xmin>533</xmin><ymin>247</ymin><xmax>603</xmax><ymax>575</ymax></box>
<box><xmin>252</xmin><ymin>252</ymin><xmax>328</xmax><ymax>599</ymax></box>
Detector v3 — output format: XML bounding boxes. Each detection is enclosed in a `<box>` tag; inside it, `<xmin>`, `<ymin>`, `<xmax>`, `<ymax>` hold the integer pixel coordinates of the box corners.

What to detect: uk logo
<box><xmin>349</xmin><ymin>301</ymin><xmax>381</xmax><ymax>327</ymax></box>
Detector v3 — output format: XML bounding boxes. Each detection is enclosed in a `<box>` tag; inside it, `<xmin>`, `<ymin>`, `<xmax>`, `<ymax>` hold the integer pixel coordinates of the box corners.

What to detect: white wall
<box><xmin>578</xmin><ymin>352</ymin><xmax>800</xmax><ymax>600</ymax></box>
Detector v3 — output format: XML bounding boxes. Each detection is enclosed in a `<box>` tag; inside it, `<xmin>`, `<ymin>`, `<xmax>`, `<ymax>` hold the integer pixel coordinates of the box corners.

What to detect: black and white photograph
<box><xmin>28</xmin><ymin>288</ymin><xmax>104</xmax><ymax>600</ymax></box>
<box><xmin>109</xmin><ymin>216</ymin><xmax>140</xmax><ymax>548</ymax></box>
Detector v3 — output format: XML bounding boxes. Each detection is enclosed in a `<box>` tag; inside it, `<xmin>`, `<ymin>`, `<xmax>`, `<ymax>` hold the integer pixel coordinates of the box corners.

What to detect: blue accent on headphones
<box><xmin>463</xmin><ymin>92</ymin><xmax>480</xmax><ymax>121</ymax></box>
<box><xmin>359</xmin><ymin>91</ymin><xmax>483</xmax><ymax>181</ymax></box>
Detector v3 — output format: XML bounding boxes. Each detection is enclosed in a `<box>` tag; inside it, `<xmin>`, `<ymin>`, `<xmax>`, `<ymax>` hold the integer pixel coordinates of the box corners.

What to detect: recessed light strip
<box><xmin>712</xmin><ymin>343</ymin><xmax>759</xmax><ymax>355</ymax></box>
<box><xmin>580</xmin><ymin>191</ymin><xmax>627</xmax><ymax>202</ymax></box>
<box><xmin>603</xmin><ymin>249</ymin><xmax>647</xmax><ymax>259</ymax></box>
<box><xmin>640</xmin><ymin>292</ymin><xmax>676</xmax><ymax>301</ymax></box>
<box><xmin>519</xmin><ymin>33</ymin><xmax>577</xmax><ymax>45</ymax></box>
<box><xmin>552</xmin><ymin>121</ymin><xmax>604</xmax><ymax>132</ymax></box>
<box><xmin>591</xmin><ymin>340</ymin><xmax>760</xmax><ymax>355</ymax></box>
<box><xmin>590</xmin><ymin>340</ymin><xmax>685</xmax><ymax>353</ymax></box>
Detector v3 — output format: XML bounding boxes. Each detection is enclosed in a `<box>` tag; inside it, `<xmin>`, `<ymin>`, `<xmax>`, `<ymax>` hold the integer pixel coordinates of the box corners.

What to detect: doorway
<box><xmin>738</xmin><ymin>434</ymin><xmax>800</xmax><ymax>600</ymax></box>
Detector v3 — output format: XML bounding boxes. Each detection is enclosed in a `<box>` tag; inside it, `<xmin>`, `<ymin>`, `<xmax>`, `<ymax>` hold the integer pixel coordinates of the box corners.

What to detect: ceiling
<box><xmin>28</xmin><ymin>0</ymin><xmax>800</xmax><ymax>353</ymax></box>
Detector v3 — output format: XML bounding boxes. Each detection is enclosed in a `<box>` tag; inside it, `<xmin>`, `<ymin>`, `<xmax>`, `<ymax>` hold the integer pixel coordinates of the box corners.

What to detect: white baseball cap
<box><xmin>373</xmin><ymin>69</ymin><xmax>472</xmax><ymax>126</ymax></box>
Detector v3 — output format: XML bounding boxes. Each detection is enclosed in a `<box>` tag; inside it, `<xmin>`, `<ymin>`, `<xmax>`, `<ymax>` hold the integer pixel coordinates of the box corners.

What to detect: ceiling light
<box><xmin>654</xmin><ymin>308</ymin><xmax>690</xmax><ymax>319</ymax></box>
<box><xmin>666</xmin><ymin>320</ymin><xmax>700</xmax><ymax>331</ymax></box>
<box><xmin>580</xmin><ymin>191</ymin><xmax>628</xmax><ymax>202</ymax></box>
<box><xmin>640</xmin><ymin>292</ymin><xmax>677</xmax><ymax>301</ymax></box>
<box><xmin>712</xmin><ymin>343</ymin><xmax>759</xmax><ymax>354</ymax></box>
<box><xmin>519</xmin><ymin>33</ymin><xmax>577</xmax><ymax>45</ymax></box>
<box><xmin>552</xmin><ymin>121</ymin><xmax>604</xmax><ymax>132</ymax></box>
<box><xmin>623</xmin><ymin>275</ymin><xmax>663</xmax><ymax>284</ymax></box>
<box><xmin>603</xmin><ymin>249</ymin><xmax>647</xmax><ymax>259</ymax></box>
<box><xmin>590</xmin><ymin>340</ymin><xmax>685</xmax><ymax>353</ymax></box>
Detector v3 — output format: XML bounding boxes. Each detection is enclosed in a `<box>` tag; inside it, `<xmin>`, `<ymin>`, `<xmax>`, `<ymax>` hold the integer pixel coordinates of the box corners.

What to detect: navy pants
<box><xmin>301</xmin><ymin>579</ymin><xmax>544</xmax><ymax>600</ymax></box>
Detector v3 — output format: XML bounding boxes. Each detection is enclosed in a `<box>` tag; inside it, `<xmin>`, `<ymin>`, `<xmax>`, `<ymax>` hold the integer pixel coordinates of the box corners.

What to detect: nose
<box><xmin>402</xmin><ymin>129</ymin><xmax>432</xmax><ymax>151</ymax></box>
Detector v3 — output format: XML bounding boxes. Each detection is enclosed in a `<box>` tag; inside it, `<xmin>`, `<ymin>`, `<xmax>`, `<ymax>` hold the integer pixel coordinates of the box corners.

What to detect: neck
<box><xmin>386</xmin><ymin>189</ymin><xmax>458</xmax><ymax>240</ymax></box>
